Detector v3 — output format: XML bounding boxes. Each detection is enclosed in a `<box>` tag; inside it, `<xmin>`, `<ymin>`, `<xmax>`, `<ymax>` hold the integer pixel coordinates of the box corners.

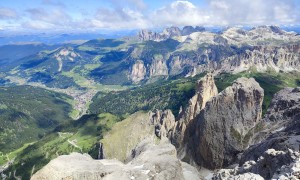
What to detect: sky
<box><xmin>0</xmin><ymin>0</ymin><xmax>300</xmax><ymax>34</ymax></box>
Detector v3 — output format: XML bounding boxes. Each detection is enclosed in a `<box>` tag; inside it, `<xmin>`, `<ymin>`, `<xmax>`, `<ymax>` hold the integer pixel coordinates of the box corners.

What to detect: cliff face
<box><xmin>185</xmin><ymin>77</ymin><xmax>264</xmax><ymax>169</ymax></box>
<box><xmin>130</xmin><ymin>26</ymin><xmax>300</xmax><ymax>83</ymax></box>
<box><xmin>129</xmin><ymin>44</ymin><xmax>300</xmax><ymax>83</ymax></box>
<box><xmin>130</xmin><ymin>60</ymin><xmax>146</xmax><ymax>83</ymax></box>
<box><xmin>214</xmin><ymin>87</ymin><xmax>300</xmax><ymax>179</ymax></box>
<box><xmin>170</xmin><ymin>73</ymin><xmax>218</xmax><ymax>148</ymax></box>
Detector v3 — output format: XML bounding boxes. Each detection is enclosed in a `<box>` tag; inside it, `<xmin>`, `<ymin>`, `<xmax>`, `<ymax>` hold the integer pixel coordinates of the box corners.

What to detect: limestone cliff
<box><xmin>133</xmin><ymin>26</ymin><xmax>300</xmax><ymax>83</ymax></box>
<box><xmin>170</xmin><ymin>73</ymin><xmax>218</xmax><ymax>148</ymax></box>
<box><xmin>239</xmin><ymin>87</ymin><xmax>300</xmax><ymax>167</ymax></box>
<box><xmin>130</xmin><ymin>60</ymin><xmax>146</xmax><ymax>83</ymax></box>
<box><xmin>215</xmin><ymin>87</ymin><xmax>300</xmax><ymax>179</ymax></box>
<box><xmin>185</xmin><ymin>77</ymin><xmax>264</xmax><ymax>169</ymax></box>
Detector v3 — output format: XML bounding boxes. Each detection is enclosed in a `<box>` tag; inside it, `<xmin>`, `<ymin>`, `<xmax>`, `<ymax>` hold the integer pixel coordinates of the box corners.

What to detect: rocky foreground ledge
<box><xmin>31</xmin><ymin>139</ymin><xmax>201</xmax><ymax>180</ymax></box>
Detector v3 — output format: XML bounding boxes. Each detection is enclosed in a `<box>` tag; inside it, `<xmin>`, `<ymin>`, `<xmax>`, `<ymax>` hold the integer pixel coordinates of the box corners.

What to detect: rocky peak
<box><xmin>162</xmin><ymin>26</ymin><xmax>182</xmax><ymax>37</ymax></box>
<box><xmin>182</xmin><ymin>26</ymin><xmax>205</xmax><ymax>36</ymax></box>
<box><xmin>170</xmin><ymin>73</ymin><xmax>218</xmax><ymax>148</ymax></box>
<box><xmin>179</xmin><ymin>73</ymin><xmax>218</xmax><ymax>122</ymax></box>
<box><xmin>138</xmin><ymin>29</ymin><xmax>161</xmax><ymax>41</ymax></box>
<box><xmin>250</xmin><ymin>25</ymin><xmax>285</xmax><ymax>35</ymax></box>
<box><xmin>186</xmin><ymin>77</ymin><xmax>264</xmax><ymax>169</ymax></box>
<box><xmin>150</xmin><ymin>109</ymin><xmax>176</xmax><ymax>139</ymax></box>
<box><xmin>32</xmin><ymin>139</ymin><xmax>202</xmax><ymax>180</ymax></box>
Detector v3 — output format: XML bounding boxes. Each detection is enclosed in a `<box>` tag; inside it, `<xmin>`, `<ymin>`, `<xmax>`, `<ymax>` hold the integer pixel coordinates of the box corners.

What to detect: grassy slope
<box><xmin>0</xmin><ymin>85</ymin><xmax>73</xmax><ymax>153</ymax></box>
<box><xmin>3</xmin><ymin>113</ymin><xmax>119</xmax><ymax>179</ymax></box>
<box><xmin>100</xmin><ymin>111</ymin><xmax>154</xmax><ymax>162</ymax></box>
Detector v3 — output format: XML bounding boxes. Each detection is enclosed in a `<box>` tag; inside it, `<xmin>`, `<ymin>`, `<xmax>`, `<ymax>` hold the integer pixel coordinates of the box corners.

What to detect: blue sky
<box><xmin>0</xmin><ymin>0</ymin><xmax>299</xmax><ymax>33</ymax></box>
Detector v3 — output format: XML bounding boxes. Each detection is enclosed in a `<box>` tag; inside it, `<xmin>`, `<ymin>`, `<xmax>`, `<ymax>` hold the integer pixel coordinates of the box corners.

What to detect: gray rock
<box><xmin>214</xmin><ymin>149</ymin><xmax>300</xmax><ymax>180</ymax></box>
<box><xmin>265</xmin><ymin>87</ymin><xmax>300</xmax><ymax>122</ymax></box>
<box><xmin>170</xmin><ymin>73</ymin><xmax>218</xmax><ymax>148</ymax></box>
<box><xmin>150</xmin><ymin>109</ymin><xmax>176</xmax><ymax>139</ymax></box>
<box><xmin>181</xmin><ymin>26</ymin><xmax>205</xmax><ymax>36</ymax></box>
<box><xmin>186</xmin><ymin>77</ymin><xmax>264</xmax><ymax>169</ymax></box>
<box><xmin>32</xmin><ymin>140</ymin><xmax>201</xmax><ymax>180</ymax></box>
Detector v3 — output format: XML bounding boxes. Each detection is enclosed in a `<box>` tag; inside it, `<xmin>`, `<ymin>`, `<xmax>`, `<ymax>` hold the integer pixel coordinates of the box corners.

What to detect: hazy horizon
<box><xmin>1</xmin><ymin>0</ymin><xmax>300</xmax><ymax>34</ymax></box>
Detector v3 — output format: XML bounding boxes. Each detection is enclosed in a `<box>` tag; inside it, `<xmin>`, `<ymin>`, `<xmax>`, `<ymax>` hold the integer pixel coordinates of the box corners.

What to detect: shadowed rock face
<box><xmin>238</xmin><ymin>87</ymin><xmax>300</xmax><ymax>169</ymax></box>
<box><xmin>214</xmin><ymin>87</ymin><xmax>300</xmax><ymax>179</ymax></box>
<box><xmin>170</xmin><ymin>73</ymin><xmax>218</xmax><ymax>148</ymax></box>
<box><xmin>185</xmin><ymin>77</ymin><xmax>264</xmax><ymax>169</ymax></box>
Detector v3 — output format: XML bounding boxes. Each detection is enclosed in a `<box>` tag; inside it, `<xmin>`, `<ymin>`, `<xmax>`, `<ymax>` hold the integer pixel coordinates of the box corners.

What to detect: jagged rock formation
<box><xmin>185</xmin><ymin>77</ymin><xmax>264</xmax><ymax>169</ymax></box>
<box><xmin>138</xmin><ymin>29</ymin><xmax>161</xmax><ymax>41</ymax></box>
<box><xmin>138</xmin><ymin>26</ymin><xmax>205</xmax><ymax>41</ymax></box>
<box><xmin>239</xmin><ymin>87</ymin><xmax>300</xmax><ymax>165</ymax></box>
<box><xmin>170</xmin><ymin>73</ymin><xmax>218</xmax><ymax>148</ymax></box>
<box><xmin>149</xmin><ymin>55</ymin><xmax>169</xmax><ymax>77</ymax></box>
<box><xmin>181</xmin><ymin>26</ymin><xmax>205</xmax><ymax>36</ymax></box>
<box><xmin>150</xmin><ymin>109</ymin><xmax>176</xmax><ymax>139</ymax></box>
<box><xmin>213</xmin><ymin>87</ymin><xmax>300</xmax><ymax>179</ymax></box>
<box><xmin>213</xmin><ymin>149</ymin><xmax>300</xmax><ymax>180</ymax></box>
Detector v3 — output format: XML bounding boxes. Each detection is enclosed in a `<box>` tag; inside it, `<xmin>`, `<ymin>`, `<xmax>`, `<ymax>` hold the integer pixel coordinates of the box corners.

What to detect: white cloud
<box><xmin>91</xmin><ymin>8</ymin><xmax>148</xmax><ymax>29</ymax></box>
<box><xmin>151</xmin><ymin>1</ymin><xmax>210</xmax><ymax>26</ymax></box>
<box><xmin>208</xmin><ymin>0</ymin><xmax>300</xmax><ymax>25</ymax></box>
<box><xmin>1</xmin><ymin>0</ymin><xmax>300</xmax><ymax>33</ymax></box>
<box><xmin>0</xmin><ymin>7</ymin><xmax>18</xmax><ymax>19</ymax></box>
<box><xmin>150</xmin><ymin>0</ymin><xmax>300</xmax><ymax>27</ymax></box>
<box><xmin>26</xmin><ymin>8</ymin><xmax>72</xmax><ymax>25</ymax></box>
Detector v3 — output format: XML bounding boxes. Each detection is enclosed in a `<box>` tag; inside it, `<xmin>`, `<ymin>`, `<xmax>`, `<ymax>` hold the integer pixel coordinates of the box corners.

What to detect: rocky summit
<box><xmin>185</xmin><ymin>77</ymin><xmax>264</xmax><ymax>169</ymax></box>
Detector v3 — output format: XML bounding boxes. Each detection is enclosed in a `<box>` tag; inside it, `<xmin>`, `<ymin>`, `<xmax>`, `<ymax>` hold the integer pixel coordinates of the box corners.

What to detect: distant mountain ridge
<box><xmin>1</xmin><ymin>25</ymin><xmax>299</xmax><ymax>90</ymax></box>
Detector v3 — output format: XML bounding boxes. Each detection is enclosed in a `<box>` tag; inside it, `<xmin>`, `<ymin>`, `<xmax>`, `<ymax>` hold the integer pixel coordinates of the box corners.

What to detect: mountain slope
<box><xmin>0</xmin><ymin>85</ymin><xmax>73</xmax><ymax>153</ymax></box>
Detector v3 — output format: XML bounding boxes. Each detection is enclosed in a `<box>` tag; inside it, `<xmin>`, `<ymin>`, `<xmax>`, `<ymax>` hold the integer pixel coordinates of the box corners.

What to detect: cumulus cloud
<box><xmin>23</xmin><ymin>7</ymin><xmax>74</xmax><ymax>30</ymax></box>
<box><xmin>208</xmin><ymin>0</ymin><xmax>300</xmax><ymax>25</ymax></box>
<box><xmin>151</xmin><ymin>1</ymin><xmax>210</xmax><ymax>26</ymax></box>
<box><xmin>26</xmin><ymin>8</ymin><xmax>72</xmax><ymax>25</ymax></box>
<box><xmin>1</xmin><ymin>0</ymin><xmax>300</xmax><ymax>32</ymax></box>
<box><xmin>150</xmin><ymin>0</ymin><xmax>300</xmax><ymax>26</ymax></box>
<box><xmin>0</xmin><ymin>7</ymin><xmax>18</xmax><ymax>19</ymax></box>
<box><xmin>91</xmin><ymin>8</ymin><xmax>148</xmax><ymax>29</ymax></box>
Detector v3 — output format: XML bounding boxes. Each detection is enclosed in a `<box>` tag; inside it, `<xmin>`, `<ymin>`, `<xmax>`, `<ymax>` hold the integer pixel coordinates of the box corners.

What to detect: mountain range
<box><xmin>0</xmin><ymin>25</ymin><xmax>299</xmax><ymax>179</ymax></box>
